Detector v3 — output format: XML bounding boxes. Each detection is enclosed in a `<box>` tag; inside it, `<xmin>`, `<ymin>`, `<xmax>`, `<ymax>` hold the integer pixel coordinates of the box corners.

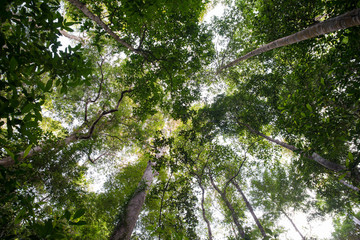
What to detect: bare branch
<box><xmin>59</xmin><ymin>29</ymin><xmax>84</xmax><ymax>43</ymax></box>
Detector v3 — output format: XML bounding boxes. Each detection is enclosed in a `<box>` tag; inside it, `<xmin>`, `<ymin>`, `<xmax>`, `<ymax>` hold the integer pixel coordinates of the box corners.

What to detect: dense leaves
<box><xmin>1</xmin><ymin>0</ymin><xmax>360</xmax><ymax>239</ymax></box>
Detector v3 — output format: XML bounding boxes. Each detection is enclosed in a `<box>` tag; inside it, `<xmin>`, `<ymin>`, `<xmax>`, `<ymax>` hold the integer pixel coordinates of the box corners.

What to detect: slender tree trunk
<box><xmin>66</xmin><ymin>0</ymin><xmax>147</xmax><ymax>58</ymax></box>
<box><xmin>217</xmin><ymin>8</ymin><xmax>360</xmax><ymax>72</ymax></box>
<box><xmin>110</xmin><ymin>161</ymin><xmax>157</xmax><ymax>240</ymax></box>
<box><xmin>209</xmin><ymin>176</ymin><xmax>246</xmax><ymax>239</ymax></box>
<box><xmin>238</xmin><ymin>121</ymin><xmax>360</xmax><ymax>190</ymax></box>
<box><xmin>280</xmin><ymin>209</ymin><xmax>306</xmax><ymax>240</ymax></box>
<box><xmin>231</xmin><ymin>180</ymin><xmax>267</xmax><ymax>238</ymax></box>
<box><xmin>198</xmin><ymin>180</ymin><xmax>213</xmax><ymax>240</ymax></box>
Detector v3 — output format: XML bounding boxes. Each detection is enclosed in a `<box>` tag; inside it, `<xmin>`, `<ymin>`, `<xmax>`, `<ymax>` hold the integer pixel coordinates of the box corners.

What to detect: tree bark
<box><xmin>198</xmin><ymin>179</ymin><xmax>213</xmax><ymax>240</ymax></box>
<box><xmin>238</xmin><ymin>121</ymin><xmax>345</xmax><ymax>171</ymax></box>
<box><xmin>217</xmin><ymin>8</ymin><xmax>360</xmax><ymax>72</ymax></box>
<box><xmin>237</xmin><ymin>121</ymin><xmax>360</xmax><ymax>190</ymax></box>
<box><xmin>280</xmin><ymin>209</ymin><xmax>306</xmax><ymax>240</ymax></box>
<box><xmin>209</xmin><ymin>175</ymin><xmax>246</xmax><ymax>239</ymax></box>
<box><xmin>66</xmin><ymin>0</ymin><xmax>147</xmax><ymax>58</ymax></box>
<box><xmin>110</xmin><ymin>161</ymin><xmax>157</xmax><ymax>240</ymax></box>
<box><xmin>231</xmin><ymin>179</ymin><xmax>267</xmax><ymax>238</ymax></box>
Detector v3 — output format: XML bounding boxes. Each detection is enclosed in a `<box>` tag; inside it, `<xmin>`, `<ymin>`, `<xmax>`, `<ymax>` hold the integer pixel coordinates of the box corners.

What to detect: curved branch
<box><xmin>80</xmin><ymin>89</ymin><xmax>132</xmax><ymax>139</ymax></box>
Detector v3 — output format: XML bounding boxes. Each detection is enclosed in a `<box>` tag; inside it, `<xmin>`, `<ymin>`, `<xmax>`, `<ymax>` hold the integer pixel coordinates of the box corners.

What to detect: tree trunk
<box><xmin>198</xmin><ymin>179</ymin><xmax>213</xmax><ymax>240</ymax></box>
<box><xmin>238</xmin><ymin>121</ymin><xmax>360</xmax><ymax>190</ymax></box>
<box><xmin>110</xmin><ymin>161</ymin><xmax>157</xmax><ymax>240</ymax></box>
<box><xmin>231</xmin><ymin>179</ymin><xmax>267</xmax><ymax>238</ymax></box>
<box><xmin>217</xmin><ymin>8</ymin><xmax>360</xmax><ymax>72</ymax></box>
<box><xmin>280</xmin><ymin>209</ymin><xmax>306</xmax><ymax>240</ymax></box>
<box><xmin>209</xmin><ymin>176</ymin><xmax>246</xmax><ymax>239</ymax></box>
<box><xmin>66</xmin><ymin>0</ymin><xmax>147</xmax><ymax>58</ymax></box>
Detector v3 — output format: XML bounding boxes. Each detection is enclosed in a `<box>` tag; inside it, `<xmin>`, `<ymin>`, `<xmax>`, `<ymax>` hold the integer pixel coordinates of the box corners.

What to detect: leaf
<box><xmin>338</xmin><ymin>172</ymin><xmax>348</xmax><ymax>181</ymax></box>
<box><xmin>22</xmin><ymin>103</ymin><xmax>34</xmax><ymax>114</ymax></box>
<box><xmin>69</xmin><ymin>220</ymin><xmax>87</xmax><ymax>226</ymax></box>
<box><xmin>5</xmin><ymin>148</ymin><xmax>15</xmax><ymax>160</ymax></box>
<box><xmin>23</xmin><ymin>144</ymin><xmax>33</xmax><ymax>158</ymax></box>
<box><xmin>301</xmin><ymin>112</ymin><xmax>306</xmax><ymax>117</ymax></box>
<box><xmin>44</xmin><ymin>79</ymin><xmax>53</xmax><ymax>92</ymax></box>
<box><xmin>342</xmin><ymin>36</ymin><xmax>349</xmax><ymax>44</ymax></box>
<box><xmin>63</xmin><ymin>210</ymin><xmax>71</xmax><ymax>221</ymax></box>
<box><xmin>73</xmin><ymin>208</ymin><xmax>86</xmax><ymax>219</ymax></box>
<box><xmin>9</xmin><ymin>57</ymin><xmax>18</xmax><ymax>71</ymax></box>
<box><xmin>265</xmin><ymin>228</ymin><xmax>273</xmax><ymax>235</ymax></box>
<box><xmin>306</xmin><ymin>104</ymin><xmax>312</xmax><ymax>111</ymax></box>
<box><xmin>348</xmin><ymin>152</ymin><xmax>354</xmax><ymax>161</ymax></box>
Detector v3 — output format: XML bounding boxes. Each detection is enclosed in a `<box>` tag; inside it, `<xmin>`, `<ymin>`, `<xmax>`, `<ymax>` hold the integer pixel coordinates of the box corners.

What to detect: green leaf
<box><xmin>22</xmin><ymin>103</ymin><xmax>34</xmax><ymax>114</ymax></box>
<box><xmin>73</xmin><ymin>208</ymin><xmax>86</xmax><ymax>219</ymax></box>
<box><xmin>338</xmin><ymin>172</ymin><xmax>348</xmax><ymax>181</ymax></box>
<box><xmin>5</xmin><ymin>148</ymin><xmax>15</xmax><ymax>160</ymax></box>
<box><xmin>265</xmin><ymin>228</ymin><xmax>273</xmax><ymax>235</ymax></box>
<box><xmin>44</xmin><ymin>79</ymin><xmax>53</xmax><ymax>92</ymax></box>
<box><xmin>69</xmin><ymin>220</ymin><xmax>87</xmax><ymax>226</ymax></box>
<box><xmin>301</xmin><ymin>112</ymin><xmax>306</xmax><ymax>117</ymax></box>
<box><xmin>23</xmin><ymin>144</ymin><xmax>33</xmax><ymax>158</ymax></box>
<box><xmin>348</xmin><ymin>152</ymin><xmax>354</xmax><ymax>161</ymax></box>
<box><xmin>63</xmin><ymin>210</ymin><xmax>71</xmax><ymax>221</ymax></box>
<box><xmin>9</xmin><ymin>57</ymin><xmax>18</xmax><ymax>71</ymax></box>
<box><xmin>342</xmin><ymin>36</ymin><xmax>349</xmax><ymax>44</ymax></box>
<box><xmin>306</xmin><ymin>104</ymin><xmax>312</xmax><ymax>112</ymax></box>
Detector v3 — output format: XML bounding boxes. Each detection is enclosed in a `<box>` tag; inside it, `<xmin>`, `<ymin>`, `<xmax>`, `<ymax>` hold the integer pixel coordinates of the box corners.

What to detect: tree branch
<box><xmin>66</xmin><ymin>0</ymin><xmax>148</xmax><ymax>58</ymax></box>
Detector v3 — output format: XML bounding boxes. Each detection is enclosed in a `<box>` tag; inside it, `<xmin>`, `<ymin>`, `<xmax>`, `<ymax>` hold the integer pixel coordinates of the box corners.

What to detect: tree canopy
<box><xmin>1</xmin><ymin>0</ymin><xmax>360</xmax><ymax>239</ymax></box>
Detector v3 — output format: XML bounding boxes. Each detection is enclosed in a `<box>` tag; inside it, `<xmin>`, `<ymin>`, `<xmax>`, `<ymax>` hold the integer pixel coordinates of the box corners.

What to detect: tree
<box><xmin>2</xmin><ymin>0</ymin><xmax>360</xmax><ymax>239</ymax></box>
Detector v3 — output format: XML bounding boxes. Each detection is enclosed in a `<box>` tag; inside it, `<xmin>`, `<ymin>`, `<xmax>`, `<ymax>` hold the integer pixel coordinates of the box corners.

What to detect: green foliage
<box><xmin>1</xmin><ymin>0</ymin><xmax>360</xmax><ymax>239</ymax></box>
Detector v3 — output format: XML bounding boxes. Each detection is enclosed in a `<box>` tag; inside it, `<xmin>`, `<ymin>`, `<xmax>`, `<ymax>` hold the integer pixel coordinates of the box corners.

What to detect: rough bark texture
<box><xmin>231</xmin><ymin>180</ymin><xmax>267</xmax><ymax>238</ymax></box>
<box><xmin>198</xmin><ymin>180</ymin><xmax>213</xmax><ymax>240</ymax></box>
<box><xmin>210</xmin><ymin>176</ymin><xmax>245</xmax><ymax>239</ymax></box>
<box><xmin>280</xmin><ymin>209</ymin><xmax>306</xmax><ymax>240</ymax></box>
<box><xmin>218</xmin><ymin>8</ymin><xmax>360</xmax><ymax>72</ymax></box>
<box><xmin>110</xmin><ymin>161</ymin><xmax>157</xmax><ymax>240</ymax></box>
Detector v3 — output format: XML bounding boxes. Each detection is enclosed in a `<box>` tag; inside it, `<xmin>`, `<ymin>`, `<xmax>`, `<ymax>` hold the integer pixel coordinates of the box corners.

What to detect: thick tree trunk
<box><xmin>209</xmin><ymin>176</ymin><xmax>246</xmax><ymax>239</ymax></box>
<box><xmin>110</xmin><ymin>161</ymin><xmax>157</xmax><ymax>240</ymax></box>
<box><xmin>231</xmin><ymin>180</ymin><xmax>267</xmax><ymax>238</ymax></box>
<box><xmin>217</xmin><ymin>8</ymin><xmax>360</xmax><ymax>72</ymax></box>
<box><xmin>280</xmin><ymin>209</ymin><xmax>306</xmax><ymax>240</ymax></box>
<box><xmin>198</xmin><ymin>180</ymin><xmax>213</xmax><ymax>240</ymax></box>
